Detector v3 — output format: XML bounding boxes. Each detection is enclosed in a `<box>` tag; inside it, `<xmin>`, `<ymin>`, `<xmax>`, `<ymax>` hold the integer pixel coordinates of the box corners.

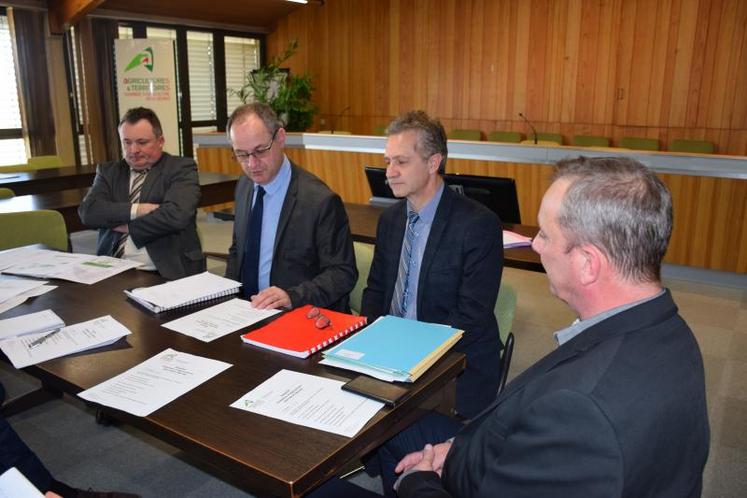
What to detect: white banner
<box><xmin>115</xmin><ymin>40</ymin><xmax>180</xmax><ymax>155</ymax></box>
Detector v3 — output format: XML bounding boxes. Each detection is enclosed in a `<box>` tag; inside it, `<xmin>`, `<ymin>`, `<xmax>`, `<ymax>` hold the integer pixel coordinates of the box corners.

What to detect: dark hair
<box><xmin>226</xmin><ymin>102</ymin><xmax>283</xmax><ymax>138</ymax></box>
<box><xmin>119</xmin><ymin>107</ymin><xmax>163</xmax><ymax>138</ymax></box>
<box><xmin>386</xmin><ymin>110</ymin><xmax>448</xmax><ymax>173</ymax></box>
<box><xmin>553</xmin><ymin>156</ymin><xmax>673</xmax><ymax>283</ymax></box>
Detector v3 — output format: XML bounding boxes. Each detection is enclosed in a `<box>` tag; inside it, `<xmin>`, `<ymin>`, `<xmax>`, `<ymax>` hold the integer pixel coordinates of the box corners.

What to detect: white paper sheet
<box><xmin>0</xmin><ymin>315</ymin><xmax>131</xmax><ymax>368</ymax></box>
<box><xmin>0</xmin><ymin>276</ymin><xmax>47</xmax><ymax>303</ymax></box>
<box><xmin>0</xmin><ymin>247</ymin><xmax>38</xmax><ymax>271</ymax></box>
<box><xmin>78</xmin><ymin>348</ymin><xmax>232</xmax><ymax>417</ymax></box>
<box><xmin>0</xmin><ymin>467</ymin><xmax>44</xmax><ymax>498</ymax></box>
<box><xmin>161</xmin><ymin>298</ymin><xmax>280</xmax><ymax>342</ymax></box>
<box><xmin>127</xmin><ymin>271</ymin><xmax>241</xmax><ymax>310</ymax></box>
<box><xmin>231</xmin><ymin>369</ymin><xmax>383</xmax><ymax>437</ymax></box>
<box><xmin>0</xmin><ymin>285</ymin><xmax>56</xmax><ymax>316</ymax></box>
<box><xmin>2</xmin><ymin>250</ymin><xmax>141</xmax><ymax>284</ymax></box>
<box><xmin>0</xmin><ymin>309</ymin><xmax>64</xmax><ymax>340</ymax></box>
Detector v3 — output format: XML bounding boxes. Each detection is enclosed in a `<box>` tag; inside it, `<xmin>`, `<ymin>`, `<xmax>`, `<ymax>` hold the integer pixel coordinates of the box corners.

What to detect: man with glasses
<box><xmin>361</xmin><ymin>110</ymin><xmax>504</xmax><ymax>419</ymax></box>
<box><xmin>79</xmin><ymin>107</ymin><xmax>205</xmax><ymax>280</ymax></box>
<box><xmin>225</xmin><ymin>103</ymin><xmax>356</xmax><ymax>311</ymax></box>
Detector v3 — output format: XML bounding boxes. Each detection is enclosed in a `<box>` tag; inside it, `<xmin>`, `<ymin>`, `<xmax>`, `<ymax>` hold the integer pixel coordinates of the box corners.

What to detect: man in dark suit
<box><xmin>1</xmin><ymin>381</ymin><xmax>138</xmax><ymax>497</ymax></box>
<box><xmin>79</xmin><ymin>107</ymin><xmax>205</xmax><ymax>280</ymax></box>
<box><xmin>374</xmin><ymin>156</ymin><xmax>709</xmax><ymax>497</ymax></box>
<box><xmin>224</xmin><ymin>103</ymin><xmax>356</xmax><ymax>312</ymax></box>
<box><xmin>361</xmin><ymin>111</ymin><xmax>503</xmax><ymax>418</ymax></box>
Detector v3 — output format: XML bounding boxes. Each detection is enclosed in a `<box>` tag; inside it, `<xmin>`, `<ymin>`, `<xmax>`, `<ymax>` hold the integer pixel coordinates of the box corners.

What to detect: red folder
<box><xmin>241</xmin><ymin>304</ymin><xmax>367</xmax><ymax>358</ymax></box>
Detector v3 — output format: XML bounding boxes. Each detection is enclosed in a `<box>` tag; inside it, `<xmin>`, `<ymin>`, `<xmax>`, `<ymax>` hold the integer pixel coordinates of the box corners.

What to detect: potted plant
<box><xmin>231</xmin><ymin>39</ymin><xmax>317</xmax><ymax>132</ymax></box>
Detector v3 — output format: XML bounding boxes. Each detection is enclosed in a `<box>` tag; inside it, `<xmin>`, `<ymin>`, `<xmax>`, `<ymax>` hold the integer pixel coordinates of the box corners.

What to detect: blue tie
<box><xmin>390</xmin><ymin>210</ymin><xmax>419</xmax><ymax>317</ymax></box>
<box><xmin>241</xmin><ymin>186</ymin><xmax>265</xmax><ymax>298</ymax></box>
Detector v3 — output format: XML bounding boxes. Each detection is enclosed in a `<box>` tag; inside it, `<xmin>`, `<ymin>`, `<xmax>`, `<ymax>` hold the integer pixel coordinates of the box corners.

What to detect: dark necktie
<box><xmin>241</xmin><ymin>186</ymin><xmax>266</xmax><ymax>298</ymax></box>
<box><xmin>390</xmin><ymin>210</ymin><xmax>419</xmax><ymax>317</ymax></box>
<box><xmin>113</xmin><ymin>169</ymin><xmax>148</xmax><ymax>258</ymax></box>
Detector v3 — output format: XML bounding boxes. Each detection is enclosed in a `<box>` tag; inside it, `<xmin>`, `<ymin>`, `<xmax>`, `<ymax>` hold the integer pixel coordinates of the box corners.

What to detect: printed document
<box><xmin>0</xmin><ymin>309</ymin><xmax>64</xmax><ymax>340</ymax></box>
<box><xmin>0</xmin><ymin>276</ymin><xmax>47</xmax><ymax>303</ymax></box>
<box><xmin>0</xmin><ymin>467</ymin><xmax>44</xmax><ymax>498</ymax></box>
<box><xmin>161</xmin><ymin>298</ymin><xmax>280</xmax><ymax>342</ymax></box>
<box><xmin>78</xmin><ymin>348</ymin><xmax>232</xmax><ymax>417</ymax></box>
<box><xmin>0</xmin><ymin>247</ymin><xmax>38</xmax><ymax>271</ymax></box>
<box><xmin>0</xmin><ymin>284</ymin><xmax>55</xmax><ymax>315</ymax></box>
<box><xmin>231</xmin><ymin>369</ymin><xmax>383</xmax><ymax>437</ymax></box>
<box><xmin>2</xmin><ymin>249</ymin><xmax>141</xmax><ymax>284</ymax></box>
<box><xmin>0</xmin><ymin>315</ymin><xmax>131</xmax><ymax>368</ymax></box>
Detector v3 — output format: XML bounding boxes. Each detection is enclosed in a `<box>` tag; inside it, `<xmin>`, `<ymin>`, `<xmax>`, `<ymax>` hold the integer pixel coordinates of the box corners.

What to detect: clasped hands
<box><xmin>113</xmin><ymin>203</ymin><xmax>160</xmax><ymax>233</ymax></box>
<box><xmin>396</xmin><ymin>440</ymin><xmax>452</xmax><ymax>477</ymax></box>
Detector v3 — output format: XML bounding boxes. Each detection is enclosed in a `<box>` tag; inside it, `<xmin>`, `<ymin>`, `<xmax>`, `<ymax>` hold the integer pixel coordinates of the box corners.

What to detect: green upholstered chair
<box><xmin>494</xmin><ymin>283</ymin><xmax>517</xmax><ymax>393</ymax></box>
<box><xmin>0</xmin><ymin>210</ymin><xmax>69</xmax><ymax>251</ymax></box>
<box><xmin>487</xmin><ymin>131</ymin><xmax>523</xmax><ymax>143</ymax></box>
<box><xmin>373</xmin><ymin>124</ymin><xmax>388</xmax><ymax>136</ymax></box>
<box><xmin>448</xmin><ymin>129</ymin><xmax>482</xmax><ymax>141</ymax></box>
<box><xmin>318</xmin><ymin>130</ymin><xmax>352</xmax><ymax>135</ymax></box>
<box><xmin>669</xmin><ymin>139</ymin><xmax>715</xmax><ymax>154</ymax></box>
<box><xmin>0</xmin><ymin>187</ymin><xmax>14</xmax><ymax>199</ymax></box>
<box><xmin>350</xmin><ymin>241</ymin><xmax>375</xmax><ymax>314</ymax></box>
<box><xmin>26</xmin><ymin>155</ymin><xmax>64</xmax><ymax>169</ymax></box>
<box><xmin>535</xmin><ymin>133</ymin><xmax>563</xmax><ymax>145</ymax></box>
<box><xmin>619</xmin><ymin>137</ymin><xmax>660</xmax><ymax>151</ymax></box>
<box><xmin>0</xmin><ymin>163</ymin><xmax>32</xmax><ymax>173</ymax></box>
<box><xmin>572</xmin><ymin>135</ymin><xmax>610</xmax><ymax>147</ymax></box>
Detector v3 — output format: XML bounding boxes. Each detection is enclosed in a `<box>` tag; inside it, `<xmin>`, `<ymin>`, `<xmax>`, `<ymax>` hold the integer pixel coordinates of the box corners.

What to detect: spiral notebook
<box><xmin>241</xmin><ymin>304</ymin><xmax>367</xmax><ymax>358</ymax></box>
<box><xmin>124</xmin><ymin>272</ymin><xmax>242</xmax><ymax>313</ymax></box>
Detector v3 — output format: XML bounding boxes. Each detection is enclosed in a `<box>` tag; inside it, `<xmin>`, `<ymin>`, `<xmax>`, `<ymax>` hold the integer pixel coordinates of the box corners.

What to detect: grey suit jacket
<box><xmin>78</xmin><ymin>153</ymin><xmax>205</xmax><ymax>280</ymax></box>
<box><xmin>361</xmin><ymin>186</ymin><xmax>504</xmax><ymax>417</ymax></box>
<box><xmin>225</xmin><ymin>162</ymin><xmax>357</xmax><ymax>312</ymax></box>
<box><xmin>399</xmin><ymin>290</ymin><xmax>710</xmax><ymax>498</ymax></box>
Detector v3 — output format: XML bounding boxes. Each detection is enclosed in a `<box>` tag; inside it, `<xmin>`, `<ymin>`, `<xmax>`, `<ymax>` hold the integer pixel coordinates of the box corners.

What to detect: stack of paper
<box><xmin>320</xmin><ymin>316</ymin><xmax>463</xmax><ymax>382</ymax></box>
<box><xmin>0</xmin><ymin>276</ymin><xmax>56</xmax><ymax>314</ymax></box>
<box><xmin>0</xmin><ymin>315</ymin><xmax>131</xmax><ymax>369</ymax></box>
<box><xmin>1</xmin><ymin>249</ymin><xmax>141</xmax><ymax>285</ymax></box>
<box><xmin>125</xmin><ymin>271</ymin><xmax>242</xmax><ymax>313</ymax></box>
<box><xmin>0</xmin><ymin>310</ymin><xmax>64</xmax><ymax>340</ymax></box>
<box><xmin>503</xmin><ymin>230</ymin><xmax>533</xmax><ymax>248</ymax></box>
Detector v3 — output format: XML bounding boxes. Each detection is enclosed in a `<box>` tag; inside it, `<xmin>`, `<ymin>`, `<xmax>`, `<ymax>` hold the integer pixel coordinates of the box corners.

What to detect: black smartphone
<box><xmin>342</xmin><ymin>375</ymin><xmax>409</xmax><ymax>407</ymax></box>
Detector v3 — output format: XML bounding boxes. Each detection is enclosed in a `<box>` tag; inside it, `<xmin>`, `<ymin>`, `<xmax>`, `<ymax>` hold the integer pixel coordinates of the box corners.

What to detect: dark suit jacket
<box><xmin>225</xmin><ymin>162</ymin><xmax>357</xmax><ymax>312</ymax></box>
<box><xmin>399</xmin><ymin>290</ymin><xmax>710</xmax><ymax>498</ymax></box>
<box><xmin>78</xmin><ymin>153</ymin><xmax>206</xmax><ymax>280</ymax></box>
<box><xmin>361</xmin><ymin>186</ymin><xmax>504</xmax><ymax>417</ymax></box>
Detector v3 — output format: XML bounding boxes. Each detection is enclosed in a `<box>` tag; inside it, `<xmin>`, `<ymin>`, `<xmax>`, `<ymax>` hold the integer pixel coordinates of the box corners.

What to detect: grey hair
<box><xmin>553</xmin><ymin>156</ymin><xmax>673</xmax><ymax>283</ymax></box>
<box><xmin>386</xmin><ymin>110</ymin><xmax>448</xmax><ymax>173</ymax></box>
<box><xmin>226</xmin><ymin>103</ymin><xmax>283</xmax><ymax>138</ymax></box>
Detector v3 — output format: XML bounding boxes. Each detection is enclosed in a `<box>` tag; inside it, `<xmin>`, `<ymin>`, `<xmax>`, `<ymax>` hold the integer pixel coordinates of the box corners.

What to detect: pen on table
<box><xmin>28</xmin><ymin>328</ymin><xmax>62</xmax><ymax>349</ymax></box>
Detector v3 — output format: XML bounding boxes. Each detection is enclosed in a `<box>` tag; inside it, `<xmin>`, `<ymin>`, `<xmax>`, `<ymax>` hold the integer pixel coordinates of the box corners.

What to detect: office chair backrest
<box><xmin>669</xmin><ymin>139</ymin><xmax>715</xmax><ymax>154</ymax></box>
<box><xmin>350</xmin><ymin>242</ymin><xmax>375</xmax><ymax>314</ymax></box>
<box><xmin>0</xmin><ymin>210</ymin><xmax>69</xmax><ymax>251</ymax></box>
<box><xmin>0</xmin><ymin>187</ymin><xmax>14</xmax><ymax>199</ymax></box>
<box><xmin>26</xmin><ymin>155</ymin><xmax>64</xmax><ymax>169</ymax></box>
<box><xmin>448</xmin><ymin>129</ymin><xmax>482</xmax><ymax>141</ymax></box>
<box><xmin>535</xmin><ymin>133</ymin><xmax>563</xmax><ymax>145</ymax></box>
<box><xmin>487</xmin><ymin>131</ymin><xmax>523</xmax><ymax>143</ymax></box>
<box><xmin>619</xmin><ymin>137</ymin><xmax>660</xmax><ymax>151</ymax></box>
<box><xmin>572</xmin><ymin>135</ymin><xmax>610</xmax><ymax>147</ymax></box>
<box><xmin>0</xmin><ymin>163</ymin><xmax>32</xmax><ymax>173</ymax></box>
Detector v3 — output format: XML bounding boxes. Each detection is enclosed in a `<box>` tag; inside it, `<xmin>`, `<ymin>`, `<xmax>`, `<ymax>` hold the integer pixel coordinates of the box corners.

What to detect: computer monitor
<box><xmin>443</xmin><ymin>173</ymin><xmax>521</xmax><ymax>224</ymax></box>
<box><xmin>364</xmin><ymin>166</ymin><xmax>398</xmax><ymax>206</ymax></box>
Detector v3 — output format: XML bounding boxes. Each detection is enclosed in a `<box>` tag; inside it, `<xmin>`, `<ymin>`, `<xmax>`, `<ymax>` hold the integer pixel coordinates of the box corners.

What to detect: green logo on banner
<box><xmin>124</xmin><ymin>47</ymin><xmax>154</xmax><ymax>72</ymax></box>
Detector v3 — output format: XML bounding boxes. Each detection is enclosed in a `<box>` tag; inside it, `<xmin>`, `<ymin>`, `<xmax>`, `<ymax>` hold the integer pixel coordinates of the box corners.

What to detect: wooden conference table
<box><xmin>0</xmin><ymin>172</ymin><xmax>239</xmax><ymax>233</ymax></box>
<box><xmin>0</xmin><ymin>164</ymin><xmax>98</xmax><ymax>195</ymax></box>
<box><xmin>1</xmin><ymin>266</ymin><xmax>465</xmax><ymax>497</ymax></box>
<box><xmin>344</xmin><ymin>202</ymin><xmax>543</xmax><ymax>273</ymax></box>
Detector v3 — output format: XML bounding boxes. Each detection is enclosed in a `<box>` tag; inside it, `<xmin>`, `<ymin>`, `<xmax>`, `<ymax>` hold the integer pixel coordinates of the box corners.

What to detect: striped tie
<box><xmin>390</xmin><ymin>210</ymin><xmax>419</xmax><ymax>317</ymax></box>
<box><xmin>113</xmin><ymin>169</ymin><xmax>148</xmax><ymax>258</ymax></box>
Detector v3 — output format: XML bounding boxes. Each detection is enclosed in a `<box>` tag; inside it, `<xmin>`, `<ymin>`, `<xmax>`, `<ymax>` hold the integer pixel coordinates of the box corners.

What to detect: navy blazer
<box><xmin>361</xmin><ymin>185</ymin><xmax>504</xmax><ymax>417</ymax></box>
<box><xmin>399</xmin><ymin>290</ymin><xmax>710</xmax><ymax>498</ymax></box>
<box><xmin>78</xmin><ymin>153</ymin><xmax>205</xmax><ymax>280</ymax></box>
<box><xmin>225</xmin><ymin>162</ymin><xmax>357</xmax><ymax>312</ymax></box>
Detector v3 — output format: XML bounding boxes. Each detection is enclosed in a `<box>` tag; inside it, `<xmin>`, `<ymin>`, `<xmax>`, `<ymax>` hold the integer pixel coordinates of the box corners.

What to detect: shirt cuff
<box><xmin>130</xmin><ymin>203</ymin><xmax>139</xmax><ymax>220</ymax></box>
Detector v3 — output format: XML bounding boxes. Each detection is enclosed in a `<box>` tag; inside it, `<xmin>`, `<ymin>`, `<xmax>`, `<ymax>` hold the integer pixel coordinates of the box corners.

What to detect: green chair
<box><xmin>0</xmin><ymin>163</ymin><xmax>32</xmax><ymax>173</ymax></box>
<box><xmin>536</xmin><ymin>133</ymin><xmax>563</xmax><ymax>145</ymax></box>
<box><xmin>350</xmin><ymin>241</ymin><xmax>375</xmax><ymax>314</ymax></box>
<box><xmin>572</xmin><ymin>135</ymin><xmax>610</xmax><ymax>147</ymax></box>
<box><xmin>669</xmin><ymin>139</ymin><xmax>715</xmax><ymax>154</ymax></box>
<box><xmin>0</xmin><ymin>210</ymin><xmax>69</xmax><ymax>251</ymax></box>
<box><xmin>0</xmin><ymin>187</ymin><xmax>14</xmax><ymax>199</ymax></box>
<box><xmin>27</xmin><ymin>155</ymin><xmax>64</xmax><ymax>169</ymax></box>
<box><xmin>619</xmin><ymin>137</ymin><xmax>660</xmax><ymax>151</ymax></box>
<box><xmin>448</xmin><ymin>129</ymin><xmax>482</xmax><ymax>141</ymax></box>
<box><xmin>372</xmin><ymin>124</ymin><xmax>388</xmax><ymax>136</ymax></box>
<box><xmin>487</xmin><ymin>131</ymin><xmax>522</xmax><ymax>143</ymax></box>
<box><xmin>494</xmin><ymin>283</ymin><xmax>517</xmax><ymax>393</ymax></box>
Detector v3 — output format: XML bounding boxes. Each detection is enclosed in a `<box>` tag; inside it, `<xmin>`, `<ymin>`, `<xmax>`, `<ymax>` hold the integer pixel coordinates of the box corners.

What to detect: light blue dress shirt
<box><xmin>399</xmin><ymin>182</ymin><xmax>445</xmax><ymax>320</ymax></box>
<box><xmin>252</xmin><ymin>155</ymin><xmax>292</xmax><ymax>291</ymax></box>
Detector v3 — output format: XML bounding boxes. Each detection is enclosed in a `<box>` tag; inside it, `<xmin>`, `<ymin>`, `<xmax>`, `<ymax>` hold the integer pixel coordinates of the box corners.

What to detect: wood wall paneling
<box><xmin>266</xmin><ymin>0</ymin><xmax>747</xmax><ymax>154</ymax></box>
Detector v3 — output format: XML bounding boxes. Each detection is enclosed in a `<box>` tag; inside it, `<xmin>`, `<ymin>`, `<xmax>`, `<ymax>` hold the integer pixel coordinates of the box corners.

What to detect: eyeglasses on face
<box><xmin>306</xmin><ymin>306</ymin><xmax>331</xmax><ymax>329</ymax></box>
<box><xmin>232</xmin><ymin>129</ymin><xmax>279</xmax><ymax>163</ymax></box>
